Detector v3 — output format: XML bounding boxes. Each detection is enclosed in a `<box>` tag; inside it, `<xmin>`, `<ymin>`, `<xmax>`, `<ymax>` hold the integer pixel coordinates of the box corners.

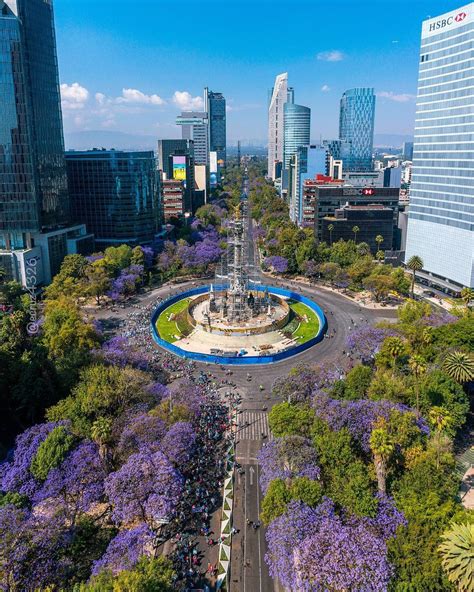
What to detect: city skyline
<box><xmin>55</xmin><ymin>0</ymin><xmax>464</xmax><ymax>146</ymax></box>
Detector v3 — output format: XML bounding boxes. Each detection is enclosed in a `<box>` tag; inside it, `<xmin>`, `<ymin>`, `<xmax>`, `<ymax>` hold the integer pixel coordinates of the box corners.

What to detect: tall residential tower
<box><xmin>204</xmin><ymin>88</ymin><xmax>226</xmax><ymax>168</ymax></box>
<box><xmin>405</xmin><ymin>3</ymin><xmax>474</xmax><ymax>289</ymax></box>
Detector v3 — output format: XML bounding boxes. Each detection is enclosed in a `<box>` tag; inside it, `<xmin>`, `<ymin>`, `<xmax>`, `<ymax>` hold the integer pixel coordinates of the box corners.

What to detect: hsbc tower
<box><xmin>405</xmin><ymin>3</ymin><xmax>474</xmax><ymax>290</ymax></box>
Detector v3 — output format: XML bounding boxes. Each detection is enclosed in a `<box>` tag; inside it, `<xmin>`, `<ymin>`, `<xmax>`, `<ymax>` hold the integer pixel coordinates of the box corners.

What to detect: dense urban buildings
<box><xmin>204</xmin><ymin>88</ymin><xmax>226</xmax><ymax>169</ymax></box>
<box><xmin>0</xmin><ymin>0</ymin><xmax>92</xmax><ymax>286</ymax></box>
<box><xmin>405</xmin><ymin>3</ymin><xmax>474</xmax><ymax>290</ymax></box>
<box><xmin>302</xmin><ymin>175</ymin><xmax>400</xmax><ymax>247</ymax></box>
<box><xmin>161</xmin><ymin>179</ymin><xmax>186</xmax><ymax>222</ymax></box>
<box><xmin>288</xmin><ymin>145</ymin><xmax>329</xmax><ymax>223</ymax></box>
<box><xmin>339</xmin><ymin>88</ymin><xmax>376</xmax><ymax>171</ymax></box>
<box><xmin>322</xmin><ymin>204</ymin><xmax>394</xmax><ymax>253</ymax></box>
<box><xmin>176</xmin><ymin>112</ymin><xmax>209</xmax><ymax>166</ymax></box>
<box><xmin>65</xmin><ymin>150</ymin><xmax>161</xmax><ymax>247</ymax></box>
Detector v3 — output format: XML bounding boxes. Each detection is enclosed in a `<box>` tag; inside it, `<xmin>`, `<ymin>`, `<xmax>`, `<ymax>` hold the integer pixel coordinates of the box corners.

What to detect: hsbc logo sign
<box><xmin>429</xmin><ymin>12</ymin><xmax>467</xmax><ymax>32</ymax></box>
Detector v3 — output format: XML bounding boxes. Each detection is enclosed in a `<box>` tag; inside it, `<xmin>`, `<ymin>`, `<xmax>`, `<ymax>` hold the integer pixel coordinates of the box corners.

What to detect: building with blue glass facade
<box><xmin>405</xmin><ymin>3</ymin><xmax>474</xmax><ymax>289</ymax></box>
<box><xmin>339</xmin><ymin>88</ymin><xmax>375</xmax><ymax>172</ymax></box>
<box><xmin>65</xmin><ymin>150</ymin><xmax>161</xmax><ymax>248</ymax></box>
<box><xmin>0</xmin><ymin>0</ymin><xmax>92</xmax><ymax>286</ymax></box>
<box><xmin>283</xmin><ymin>104</ymin><xmax>311</xmax><ymax>169</ymax></box>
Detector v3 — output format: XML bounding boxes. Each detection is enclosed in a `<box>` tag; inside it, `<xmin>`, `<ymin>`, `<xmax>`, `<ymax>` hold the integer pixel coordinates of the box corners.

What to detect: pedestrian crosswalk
<box><xmin>237</xmin><ymin>411</ymin><xmax>272</xmax><ymax>441</ymax></box>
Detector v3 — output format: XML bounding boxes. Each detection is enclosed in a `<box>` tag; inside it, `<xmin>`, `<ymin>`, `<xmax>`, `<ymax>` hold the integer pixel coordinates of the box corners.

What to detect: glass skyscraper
<box><xmin>65</xmin><ymin>150</ymin><xmax>161</xmax><ymax>248</ymax></box>
<box><xmin>339</xmin><ymin>88</ymin><xmax>375</xmax><ymax>172</ymax></box>
<box><xmin>0</xmin><ymin>0</ymin><xmax>69</xmax><ymax>240</ymax></box>
<box><xmin>283</xmin><ymin>103</ymin><xmax>311</xmax><ymax>169</ymax></box>
<box><xmin>268</xmin><ymin>73</ymin><xmax>292</xmax><ymax>180</ymax></box>
<box><xmin>204</xmin><ymin>88</ymin><xmax>226</xmax><ymax>168</ymax></box>
<box><xmin>405</xmin><ymin>3</ymin><xmax>474</xmax><ymax>289</ymax></box>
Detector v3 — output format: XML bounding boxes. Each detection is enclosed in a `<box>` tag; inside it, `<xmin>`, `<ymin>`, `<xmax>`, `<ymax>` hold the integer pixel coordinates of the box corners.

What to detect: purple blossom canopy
<box><xmin>345</xmin><ymin>326</ymin><xmax>397</xmax><ymax>362</ymax></box>
<box><xmin>33</xmin><ymin>441</ymin><xmax>106</xmax><ymax>516</ymax></box>
<box><xmin>312</xmin><ymin>394</ymin><xmax>429</xmax><ymax>453</ymax></box>
<box><xmin>264</xmin><ymin>255</ymin><xmax>288</xmax><ymax>274</ymax></box>
<box><xmin>159</xmin><ymin>421</ymin><xmax>196</xmax><ymax>466</ymax></box>
<box><xmin>266</xmin><ymin>499</ymin><xmax>395</xmax><ymax>592</ymax></box>
<box><xmin>105</xmin><ymin>450</ymin><xmax>183</xmax><ymax>524</ymax></box>
<box><xmin>1</xmin><ymin>422</ymin><xmax>64</xmax><ymax>498</ymax></box>
<box><xmin>117</xmin><ymin>413</ymin><xmax>167</xmax><ymax>457</ymax></box>
<box><xmin>91</xmin><ymin>524</ymin><xmax>155</xmax><ymax>576</ymax></box>
<box><xmin>95</xmin><ymin>335</ymin><xmax>149</xmax><ymax>370</ymax></box>
<box><xmin>258</xmin><ymin>437</ymin><xmax>320</xmax><ymax>494</ymax></box>
<box><xmin>0</xmin><ymin>504</ymin><xmax>71</xmax><ymax>590</ymax></box>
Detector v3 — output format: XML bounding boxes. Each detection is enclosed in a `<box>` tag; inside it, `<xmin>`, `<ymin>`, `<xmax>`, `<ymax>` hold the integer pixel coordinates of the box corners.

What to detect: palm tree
<box><xmin>328</xmin><ymin>224</ymin><xmax>334</xmax><ymax>246</ymax></box>
<box><xmin>376</xmin><ymin>250</ymin><xmax>385</xmax><ymax>264</ymax></box>
<box><xmin>460</xmin><ymin>287</ymin><xmax>474</xmax><ymax>314</ymax></box>
<box><xmin>91</xmin><ymin>417</ymin><xmax>112</xmax><ymax>465</ymax></box>
<box><xmin>428</xmin><ymin>406</ymin><xmax>452</xmax><ymax>469</ymax></box>
<box><xmin>442</xmin><ymin>351</ymin><xmax>474</xmax><ymax>384</ymax></box>
<box><xmin>385</xmin><ymin>336</ymin><xmax>406</xmax><ymax>374</ymax></box>
<box><xmin>438</xmin><ymin>522</ymin><xmax>474</xmax><ymax>591</ymax></box>
<box><xmin>352</xmin><ymin>225</ymin><xmax>360</xmax><ymax>243</ymax></box>
<box><xmin>406</xmin><ymin>255</ymin><xmax>424</xmax><ymax>299</ymax></box>
<box><xmin>375</xmin><ymin>235</ymin><xmax>384</xmax><ymax>251</ymax></box>
<box><xmin>370</xmin><ymin>426</ymin><xmax>394</xmax><ymax>494</ymax></box>
<box><xmin>409</xmin><ymin>354</ymin><xmax>427</xmax><ymax>415</ymax></box>
<box><xmin>357</xmin><ymin>242</ymin><xmax>371</xmax><ymax>257</ymax></box>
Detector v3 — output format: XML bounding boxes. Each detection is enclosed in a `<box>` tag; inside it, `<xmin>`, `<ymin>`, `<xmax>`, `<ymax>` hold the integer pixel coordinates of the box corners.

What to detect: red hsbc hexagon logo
<box><xmin>455</xmin><ymin>12</ymin><xmax>467</xmax><ymax>22</ymax></box>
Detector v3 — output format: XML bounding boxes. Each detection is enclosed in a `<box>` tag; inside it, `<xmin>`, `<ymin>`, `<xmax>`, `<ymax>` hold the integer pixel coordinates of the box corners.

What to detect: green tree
<box><xmin>131</xmin><ymin>245</ymin><xmax>145</xmax><ymax>267</ymax></box>
<box><xmin>375</xmin><ymin>234</ymin><xmax>384</xmax><ymax>252</ymax></box>
<box><xmin>428</xmin><ymin>406</ymin><xmax>453</xmax><ymax>469</ymax></box>
<box><xmin>344</xmin><ymin>364</ymin><xmax>373</xmax><ymax>399</ymax></box>
<box><xmin>85</xmin><ymin>261</ymin><xmax>112</xmax><ymax>305</ymax></box>
<box><xmin>30</xmin><ymin>425</ymin><xmax>75</xmax><ymax>481</ymax></box>
<box><xmin>327</xmin><ymin>223</ymin><xmax>334</xmax><ymax>246</ymax></box>
<box><xmin>438</xmin><ymin>522</ymin><xmax>474</xmax><ymax>591</ymax></box>
<box><xmin>91</xmin><ymin>417</ymin><xmax>113</xmax><ymax>463</ymax></box>
<box><xmin>47</xmin><ymin>365</ymin><xmax>154</xmax><ymax>437</ymax></box>
<box><xmin>381</xmin><ymin>336</ymin><xmax>407</xmax><ymax>374</ymax></box>
<box><xmin>44</xmin><ymin>254</ymin><xmax>88</xmax><ymax>301</ymax></box>
<box><xmin>409</xmin><ymin>354</ymin><xmax>427</xmax><ymax>415</ymax></box>
<box><xmin>80</xmin><ymin>556</ymin><xmax>175</xmax><ymax>592</ymax></box>
<box><xmin>442</xmin><ymin>351</ymin><xmax>474</xmax><ymax>384</ymax></box>
<box><xmin>460</xmin><ymin>287</ymin><xmax>474</xmax><ymax>314</ymax></box>
<box><xmin>268</xmin><ymin>402</ymin><xmax>315</xmax><ymax>437</ymax></box>
<box><xmin>352</xmin><ymin>225</ymin><xmax>360</xmax><ymax>243</ymax></box>
<box><xmin>369</xmin><ymin>423</ymin><xmax>394</xmax><ymax>494</ymax></box>
<box><xmin>406</xmin><ymin>255</ymin><xmax>424</xmax><ymax>299</ymax></box>
<box><xmin>261</xmin><ymin>477</ymin><xmax>323</xmax><ymax>524</ymax></box>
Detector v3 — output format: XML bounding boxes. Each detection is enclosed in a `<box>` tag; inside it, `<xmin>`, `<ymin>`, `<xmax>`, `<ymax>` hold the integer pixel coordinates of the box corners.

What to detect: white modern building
<box><xmin>267</xmin><ymin>73</ymin><xmax>293</xmax><ymax>180</ymax></box>
<box><xmin>405</xmin><ymin>3</ymin><xmax>474</xmax><ymax>289</ymax></box>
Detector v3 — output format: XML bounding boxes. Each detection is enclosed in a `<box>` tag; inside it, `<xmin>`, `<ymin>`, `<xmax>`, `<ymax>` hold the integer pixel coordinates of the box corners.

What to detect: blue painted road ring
<box><xmin>150</xmin><ymin>284</ymin><xmax>328</xmax><ymax>365</ymax></box>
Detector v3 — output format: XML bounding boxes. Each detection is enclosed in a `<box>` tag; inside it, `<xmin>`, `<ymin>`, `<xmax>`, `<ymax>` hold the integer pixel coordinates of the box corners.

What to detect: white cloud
<box><xmin>321</xmin><ymin>84</ymin><xmax>331</xmax><ymax>92</ymax></box>
<box><xmin>317</xmin><ymin>50</ymin><xmax>345</xmax><ymax>62</ymax></box>
<box><xmin>60</xmin><ymin>83</ymin><xmax>89</xmax><ymax>110</ymax></box>
<box><xmin>377</xmin><ymin>91</ymin><xmax>416</xmax><ymax>103</ymax></box>
<box><xmin>95</xmin><ymin>92</ymin><xmax>106</xmax><ymax>105</ymax></box>
<box><xmin>172</xmin><ymin>91</ymin><xmax>204</xmax><ymax>111</ymax></box>
<box><xmin>116</xmin><ymin>88</ymin><xmax>166</xmax><ymax>106</ymax></box>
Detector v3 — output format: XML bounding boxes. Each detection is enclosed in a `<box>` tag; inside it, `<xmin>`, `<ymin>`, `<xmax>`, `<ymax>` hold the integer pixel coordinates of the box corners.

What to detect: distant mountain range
<box><xmin>64</xmin><ymin>130</ymin><xmax>414</xmax><ymax>153</ymax></box>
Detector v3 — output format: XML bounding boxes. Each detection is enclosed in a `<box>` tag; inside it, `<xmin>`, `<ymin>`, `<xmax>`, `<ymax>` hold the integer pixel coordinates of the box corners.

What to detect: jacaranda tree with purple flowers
<box><xmin>105</xmin><ymin>450</ymin><xmax>183</xmax><ymax>525</ymax></box>
<box><xmin>263</xmin><ymin>255</ymin><xmax>288</xmax><ymax>274</ymax></box>
<box><xmin>91</xmin><ymin>523</ymin><xmax>155</xmax><ymax>576</ymax></box>
<box><xmin>159</xmin><ymin>421</ymin><xmax>196</xmax><ymax>466</ymax></box>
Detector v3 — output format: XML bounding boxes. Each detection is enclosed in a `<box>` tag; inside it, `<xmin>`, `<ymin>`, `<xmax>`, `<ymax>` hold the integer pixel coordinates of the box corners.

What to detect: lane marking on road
<box><xmin>237</xmin><ymin>411</ymin><xmax>272</xmax><ymax>441</ymax></box>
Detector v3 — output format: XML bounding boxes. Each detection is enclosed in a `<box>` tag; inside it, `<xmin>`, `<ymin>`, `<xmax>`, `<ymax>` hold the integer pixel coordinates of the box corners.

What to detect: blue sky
<box><xmin>55</xmin><ymin>0</ymin><xmax>461</xmax><ymax>144</ymax></box>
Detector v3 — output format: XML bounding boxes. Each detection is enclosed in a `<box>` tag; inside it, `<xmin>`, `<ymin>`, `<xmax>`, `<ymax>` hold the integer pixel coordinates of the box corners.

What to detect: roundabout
<box><xmin>150</xmin><ymin>283</ymin><xmax>327</xmax><ymax>365</ymax></box>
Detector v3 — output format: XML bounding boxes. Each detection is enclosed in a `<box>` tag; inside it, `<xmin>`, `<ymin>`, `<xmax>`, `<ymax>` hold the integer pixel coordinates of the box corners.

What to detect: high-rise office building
<box><xmin>0</xmin><ymin>0</ymin><xmax>91</xmax><ymax>286</ymax></box>
<box><xmin>283</xmin><ymin>103</ymin><xmax>311</xmax><ymax>169</ymax></box>
<box><xmin>176</xmin><ymin>112</ymin><xmax>209</xmax><ymax>165</ymax></box>
<box><xmin>157</xmin><ymin>139</ymin><xmax>194</xmax><ymax>179</ymax></box>
<box><xmin>204</xmin><ymin>88</ymin><xmax>226</xmax><ymax>168</ymax></box>
<box><xmin>339</xmin><ymin>88</ymin><xmax>376</xmax><ymax>172</ymax></box>
<box><xmin>65</xmin><ymin>150</ymin><xmax>161</xmax><ymax>248</ymax></box>
<box><xmin>402</xmin><ymin>141</ymin><xmax>414</xmax><ymax>161</ymax></box>
<box><xmin>268</xmin><ymin>73</ymin><xmax>294</xmax><ymax>180</ymax></box>
<box><xmin>405</xmin><ymin>3</ymin><xmax>474</xmax><ymax>290</ymax></box>
<box><xmin>288</xmin><ymin>145</ymin><xmax>329</xmax><ymax>224</ymax></box>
